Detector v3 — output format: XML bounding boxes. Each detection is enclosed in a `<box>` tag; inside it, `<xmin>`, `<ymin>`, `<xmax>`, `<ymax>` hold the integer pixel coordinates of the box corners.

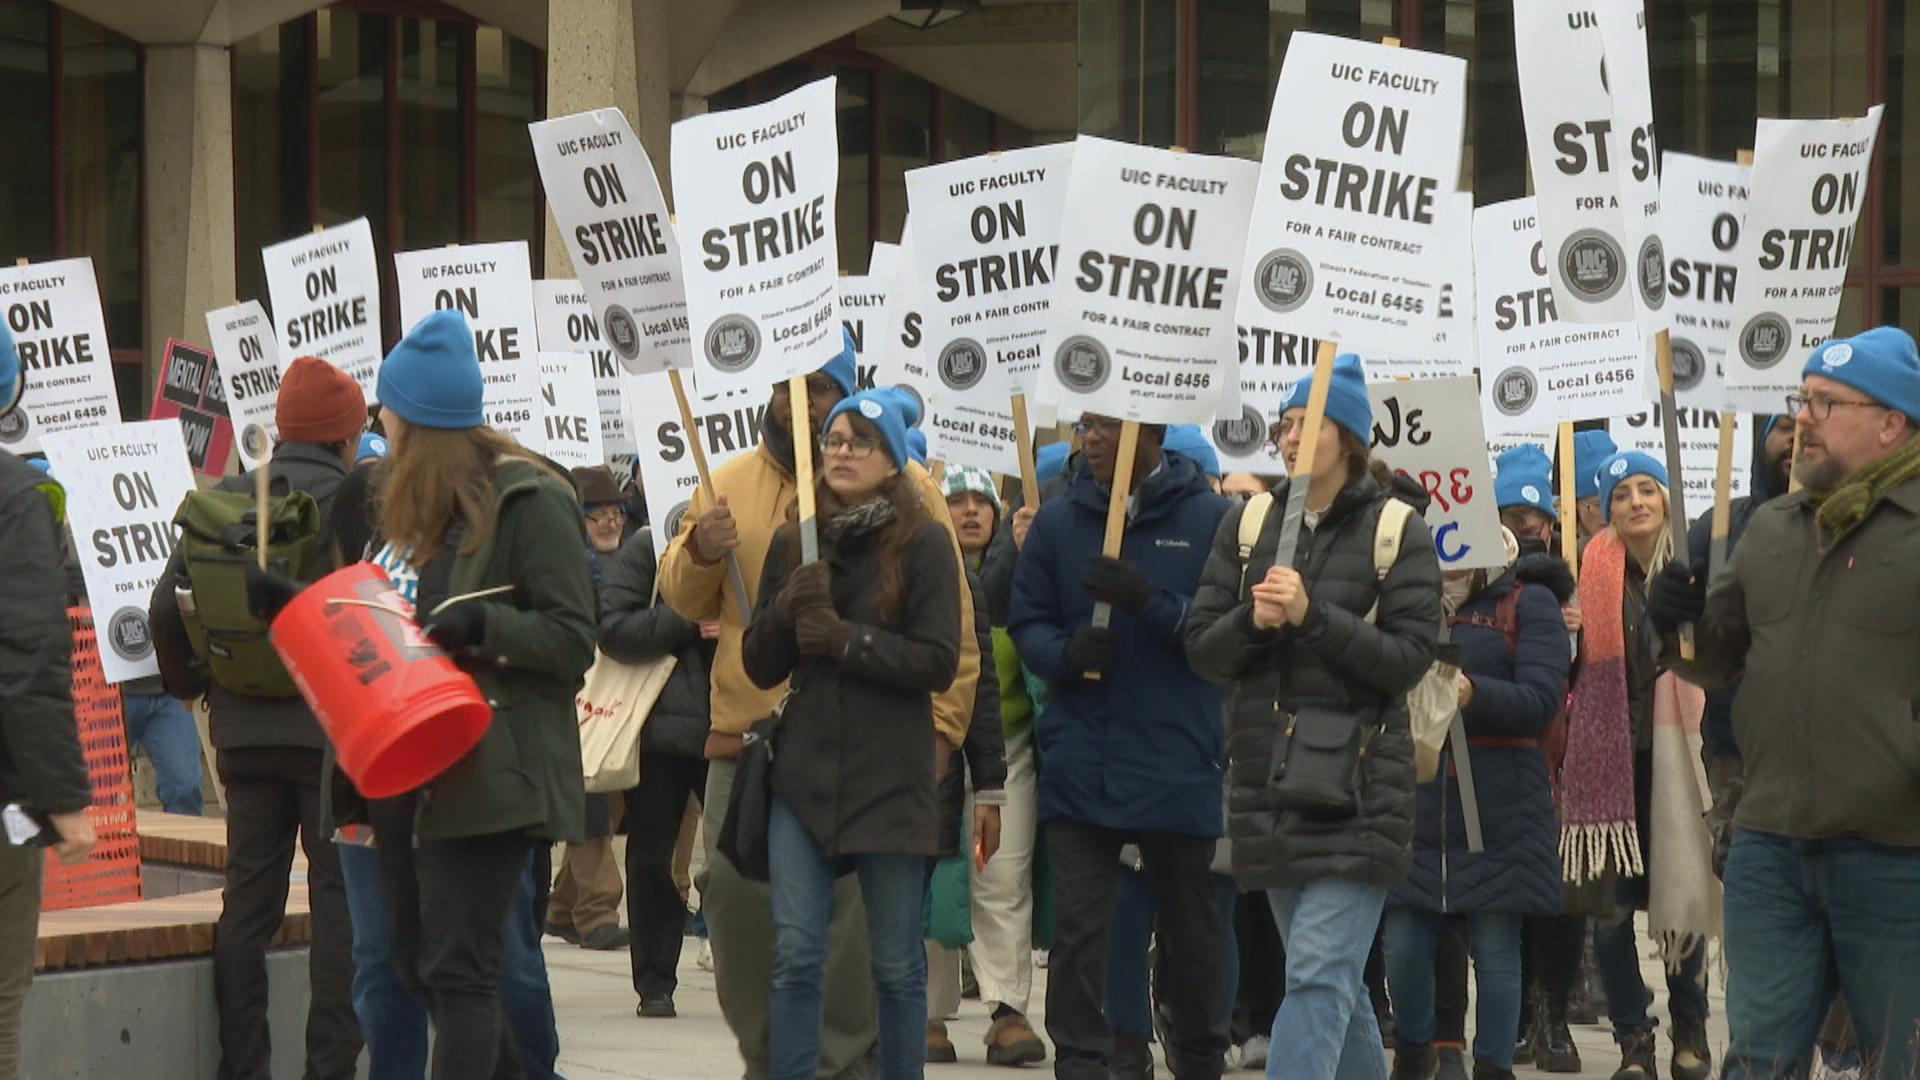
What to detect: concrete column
<box><xmin>542</xmin><ymin>0</ymin><xmax>643</xmax><ymax>278</ymax></box>
<box><xmin>142</xmin><ymin>45</ymin><xmax>235</xmax><ymax>412</ymax></box>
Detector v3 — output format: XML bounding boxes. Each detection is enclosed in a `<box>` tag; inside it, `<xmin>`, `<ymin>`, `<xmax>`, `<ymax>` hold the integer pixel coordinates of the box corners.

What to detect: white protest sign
<box><xmin>869</xmin><ymin>220</ymin><xmax>934</xmax><ymax>420</ymax></box>
<box><xmin>0</xmin><ymin>258</ymin><xmax>120</xmax><ymax>454</ymax></box>
<box><xmin>205</xmin><ymin>301</ymin><xmax>283</xmax><ymax>471</ymax></box>
<box><xmin>671</xmin><ymin>77</ymin><xmax>840</xmax><ymax>395</ymax></box>
<box><xmin>1619</xmin><ymin>405</ymin><xmax>1750</xmax><ymax>512</ymax></box>
<box><xmin>1658</xmin><ymin>153</ymin><xmax>1751</xmax><ymax>409</ymax></box>
<box><xmin>533</xmin><ymin>280</ymin><xmax>632</xmax><ymax>457</ymax></box>
<box><xmin>1367</xmin><ymin>191</ymin><xmax>1477</xmax><ymax>379</ymax></box>
<box><xmin>1723</xmin><ymin>107</ymin><xmax>1883</xmax><ymax>403</ymax></box>
<box><xmin>1034</xmin><ymin>137</ymin><xmax>1256</xmax><ymax>426</ymax></box>
<box><xmin>1514</xmin><ymin>1</ymin><xmax>1668</xmax><ymax>328</ymax></box>
<box><xmin>626</xmin><ymin>369</ymin><xmax>762</xmax><ymax>558</ymax></box>
<box><xmin>1485</xmin><ymin>427</ymin><xmax>1557</xmax><ymax>467</ymax></box>
<box><xmin>904</xmin><ymin>143</ymin><xmax>1074</xmax><ymax>474</ymax></box>
<box><xmin>41</xmin><ymin>421</ymin><xmax>196</xmax><ymax>684</ymax></box>
<box><xmin>837</xmin><ymin>275</ymin><xmax>889</xmax><ymax>395</ymax></box>
<box><xmin>1238</xmin><ymin>33</ymin><xmax>1465</xmax><ymax>350</ymax></box>
<box><xmin>869</xmin><ymin>241</ymin><xmax>900</xmax><ymax>281</ymax></box>
<box><xmin>529</xmin><ymin>108</ymin><xmax>690</xmax><ymax>373</ymax></box>
<box><xmin>261</xmin><ymin>219</ymin><xmax>383</xmax><ymax>397</ymax></box>
<box><xmin>1206</xmin><ymin>325</ymin><xmax>1325</xmax><ymax>475</ymax></box>
<box><xmin>394</xmin><ymin>241</ymin><xmax>544</xmax><ymax>451</ymax></box>
<box><xmin>538</xmin><ymin>354</ymin><xmax>604</xmax><ymax>470</ymax></box>
<box><xmin>1368</xmin><ymin>375</ymin><xmax>1506</xmax><ymax>571</ymax></box>
<box><xmin>1474</xmin><ymin>198</ymin><xmax>1646</xmax><ymax>433</ymax></box>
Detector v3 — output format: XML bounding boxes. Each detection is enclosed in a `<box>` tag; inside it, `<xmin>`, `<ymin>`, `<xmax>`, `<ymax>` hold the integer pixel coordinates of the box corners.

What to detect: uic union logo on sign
<box><xmin>1559</xmin><ymin>229</ymin><xmax>1627</xmax><ymax>303</ymax></box>
<box><xmin>1669</xmin><ymin>338</ymin><xmax>1706</xmax><ymax>392</ymax></box>
<box><xmin>1492</xmin><ymin>366</ymin><xmax>1538</xmax><ymax>417</ymax></box>
<box><xmin>1212</xmin><ymin>405</ymin><xmax>1269</xmax><ymax>457</ymax></box>
<box><xmin>241</xmin><ymin>423</ymin><xmax>272</xmax><ymax>461</ymax></box>
<box><xmin>1739</xmin><ymin>313</ymin><xmax>1792</xmax><ymax>370</ymax></box>
<box><xmin>1253</xmin><ymin>250</ymin><xmax>1313</xmax><ymax>314</ymax></box>
<box><xmin>1636</xmin><ymin>235</ymin><xmax>1667</xmax><ymax>312</ymax></box>
<box><xmin>937</xmin><ymin>339</ymin><xmax>988</xmax><ymax>392</ymax></box>
<box><xmin>663</xmin><ymin>500</ymin><xmax>691</xmax><ymax>543</ymax></box>
<box><xmin>0</xmin><ymin>409</ymin><xmax>26</xmax><ymax>445</ymax></box>
<box><xmin>1053</xmin><ymin>336</ymin><xmax>1112</xmax><ymax>394</ymax></box>
<box><xmin>108</xmin><ymin>606</ymin><xmax>154</xmax><ymax>664</ymax></box>
<box><xmin>603</xmin><ymin>306</ymin><xmax>643</xmax><ymax>366</ymax></box>
<box><xmin>704</xmin><ymin>315</ymin><xmax>761</xmax><ymax>374</ymax></box>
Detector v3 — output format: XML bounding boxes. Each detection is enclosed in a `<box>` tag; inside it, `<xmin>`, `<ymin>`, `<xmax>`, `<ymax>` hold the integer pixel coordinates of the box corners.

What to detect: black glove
<box><xmin>1646</xmin><ymin>558</ymin><xmax>1708</xmax><ymax>630</ymax></box>
<box><xmin>776</xmin><ymin>560</ymin><xmax>834</xmax><ymax>621</ymax></box>
<box><xmin>244</xmin><ymin>563</ymin><xmax>303</xmax><ymax>622</ymax></box>
<box><xmin>423</xmin><ymin>602</ymin><xmax>489</xmax><ymax>652</ymax></box>
<box><xmin>1061</xmin><ymin>625</ymin><xmax>1115</xmax><ymax>678</ymax></box>
<box><xmin>795</xmin><ymin>607</ymin><xmax>853</xmax><ymax>658</ymax></box>
<box><xmin>1080</xmin><ymin>555</ymin><xmax>1154</xmax><ymax>613</ymax></box>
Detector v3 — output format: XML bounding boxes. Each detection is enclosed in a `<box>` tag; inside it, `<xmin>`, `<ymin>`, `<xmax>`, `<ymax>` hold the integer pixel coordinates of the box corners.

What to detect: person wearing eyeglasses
<box><xmin>1007</xmin><ymin>411</ymin><xmax>1233</xmax><ymax>1080</ymax></box>
<box><xmin>1648</xmin><ymin>327</ymin><xmax>1920</xmax><ymax>1080</ymax></box>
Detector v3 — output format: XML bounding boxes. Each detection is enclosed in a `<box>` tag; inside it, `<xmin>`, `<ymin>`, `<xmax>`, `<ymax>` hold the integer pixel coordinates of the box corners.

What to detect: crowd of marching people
<box><xmin>3</xmin><ymin>301</ymin><xmax>1920</xmax><ymax>1080</ymax></box>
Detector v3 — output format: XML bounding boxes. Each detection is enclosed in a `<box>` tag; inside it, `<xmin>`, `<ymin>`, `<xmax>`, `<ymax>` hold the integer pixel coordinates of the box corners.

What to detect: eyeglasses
<box><xmin>819</xmin><ymin>433</ymin><xmax>882</xmax><ymax>459</ymax></box>
<box><xmin>1071</xmin><ymin>417</ymin><xmax>1123</xmax><ymax>437</ymax></box>
<box><xmin>584</xmin><ymin>508</ymin><xmax>623</xmax><ymax>526</ymax></box>
<box><xmin>1785</xmin><ymin>392</ymin><xmax>1886</xmax><ymax>422</ymax></box>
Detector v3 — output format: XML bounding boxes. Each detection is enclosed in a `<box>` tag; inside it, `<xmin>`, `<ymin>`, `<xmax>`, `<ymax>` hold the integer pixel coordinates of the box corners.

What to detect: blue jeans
<box><xmin>1266</xmin><ymin>880</ymin><xmax>1390</xmax><ymax>1080</ymax></box>
<box><xmin>1105</xmin><ymin>865</ymin><xmax>1239</xmax><ymax>1040</ymax></box>
<box><xmin>121</xmin><ymin>692</ymin><xmax>203</xmax><ymax>815</ymax></box>
<box><xmin>1382</xmin><ymin>908</ymin><xmax>1523</xmax><ymax>1068</ymax></box>
<box><xmin>768</xmin><ymin>797</ymin><xmax>926</xmax><ymax>1080</ymax></box>
<box><xmin>339</xmin><ymin>844</ymin><xmax>564</xmax><ymax>1079</ymax></box>
<box><xmin>1721</xmin><ymin>830</ymin><xmax>1920</xmax><ymax>1080</ymax></box>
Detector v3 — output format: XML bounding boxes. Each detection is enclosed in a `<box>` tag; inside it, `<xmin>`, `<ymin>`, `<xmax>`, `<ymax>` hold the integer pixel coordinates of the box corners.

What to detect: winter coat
<box><xmin>599</xmin><ymin>528</ymin><xmax>713</xmax><ymax>761</ymax></box>
<box><xmin>1184</xmin><ymin>471</ymin><xmax>1443</xmax><ymax>891</ymax></box>
<box><xmin>1008</xmin><ymin>452</ymin><xmax>1231</xmax><ymax>838</ymax></box>
<box><xmin>1392</xmin><ymin>568</ymin><xmax>1569</xmax><ymax>916</ymax></box>
<box><xmin>743</xmin><ymin>515</ymin><xmax>962</xmax><ymax>857</ymax></box>
<box><xmin>0</xmin><ymin>452</ymin><xmax>90</xmax><ymax>815</ymax></box>
<box><xmin>414</xmin><ymin>458</ymin><xmax>598</xmax><ymax>843</ymax></box>
<box><xmin>939</xmin><ymin>566</ymin><xmax>1009</xmax><ymax>857</ymax></box>
<box><xmin>148</xmin><ymin>441</ymin><xmax>347</xmax><ymax>751</ymax></box>
<box><xmin>1670</xmin><ymin>469</ymin><xmax>1920</xmax><ymax>848</ymax></box>
<box><xmin>658</xmin><ymin>436</ymin><xmax>979</xmax><ymax>746</ymax></box>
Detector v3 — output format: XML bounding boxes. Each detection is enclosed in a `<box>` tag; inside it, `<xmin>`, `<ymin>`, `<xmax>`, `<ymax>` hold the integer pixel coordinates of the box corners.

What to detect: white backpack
<box><xmin>1236</xmin><ymin>492</ymin><xmax>1457</xmax><ymax>782</ymax></box>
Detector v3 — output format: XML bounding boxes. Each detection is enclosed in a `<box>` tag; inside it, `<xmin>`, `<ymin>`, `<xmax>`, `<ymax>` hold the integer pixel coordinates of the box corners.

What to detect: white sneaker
<box><xmin>1224</xmin><ymin>1044</ymin><xmax>1246</xmax><ymax>1070</ymax></box>
<box><xmin>1239</xmin><ymin>1035</ymin><xmax>1270</xmax><ymax>1070</ymax></box>
<box><xmin>1033</xmin><ymin>949</ymin><xmax>1049</xmax><ymax>970</ymax></box>
<box><xmin>696</xmin><ymin>939</ymin><xmax>714</xmax><ymax>972</ymax></box>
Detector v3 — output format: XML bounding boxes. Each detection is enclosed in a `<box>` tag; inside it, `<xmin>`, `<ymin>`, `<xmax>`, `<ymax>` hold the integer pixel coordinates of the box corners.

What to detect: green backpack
<box><xmin>172</xmin><ymin>487</ymin><xmax>325</xmax><ymax>698</ymax></box>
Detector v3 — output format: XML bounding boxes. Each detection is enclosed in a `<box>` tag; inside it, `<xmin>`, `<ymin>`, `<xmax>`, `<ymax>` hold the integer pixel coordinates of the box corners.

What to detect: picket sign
<box><xmin>1712</xmin><ymin>148</ymin><xmax>1758</xmax><ymax>565</ymax></box>
<box><xmin>665</xmin><ymin>365</ymin><xmax>752</xmax><ymax>621</ymax></box>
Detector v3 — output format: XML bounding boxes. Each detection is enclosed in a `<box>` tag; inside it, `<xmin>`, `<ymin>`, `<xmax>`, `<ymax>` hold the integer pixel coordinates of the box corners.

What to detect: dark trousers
<box><xmin>623</xmin><ymin>753</ymin><xmax>707</xmax><ymax>997</ymax></box>
<box><xmin>1518</xmin><ymin>912</ymin><xmax>1588</xmax><ymax>1029</ymax></box>
<box><xmin>415</xmin><ymin>833</ymin><xmax>536</xmax><ymax>1080</ymax></box>
<box><xmin>1044</xmin><ymin>818</ymin><xmax>1228</xmax><ymax>1080</ymax></box>
<box><xmin>214</xmin><ymin>746</ymin><xmax>360</xmax><ymax>1080</ymax></box>
<box><xmin>1231</xmin><ymin>889</ymin><xmax>1286</xmax><ymax>1045</ymax></box>
<box><xmin>1432</xmin><ymin>915</ymin><xmax>1469</xmax><ymax>1045</ymax></box>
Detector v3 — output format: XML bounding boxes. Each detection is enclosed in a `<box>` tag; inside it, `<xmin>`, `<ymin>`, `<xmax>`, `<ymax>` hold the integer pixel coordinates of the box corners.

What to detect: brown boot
<box><xmin>984</xmin><ymin>1010</ymin><xmax>1047</xmax><ymax>1067</ymax></box>
<box><xmin>927</xmin><ymin>1020</ymin><xmax>957</xmax><ymax>1064</ymax></box>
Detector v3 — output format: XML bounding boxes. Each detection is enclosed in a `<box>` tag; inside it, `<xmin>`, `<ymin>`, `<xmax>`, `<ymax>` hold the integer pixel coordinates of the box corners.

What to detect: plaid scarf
<box><xmin>1809</xmin><ymin>432</ymin><xmax>1920</xmax><ymax>544</ymax></box>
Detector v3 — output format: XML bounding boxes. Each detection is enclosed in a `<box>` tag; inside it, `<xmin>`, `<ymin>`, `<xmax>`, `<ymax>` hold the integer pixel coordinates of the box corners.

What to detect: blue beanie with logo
<box><xmin>1802</xmin><ymin>327</ymin><xmax>1920</xmax><ymax>422</ymax></box>
<box><xmin>0</xmin><ymin>320</ymin><xmax>21</xmax><ymax>417</ymax></box>
<box><xmin>1283</xmin><ymin>353</ymin><xmax>1373</xmax><ymax>447</ymax></box>
<box><xmin>356</xmin><ymin>432</ymin><xmax>389</xmax><ymax>463</ymax></box>
<box><xmin>1162</xmin><ymin>424</ymin><xmax>1222</xmax><ymax>478</ymax></box>
<box><xmin>825</xmin><ymin>387</ymin><xmax>920</xmax><ymax>470</ymax></box>
<box><xmin>1595</xmin><ymin>450</ymin><xmax>1669</xmax><ymax>522</ymax></box>
<box><xmin>1572</xmin><ymin>429</ymin><xmax>1618</xmax><ymax>500</ymax></box>
<box><xmin>1494</xmin><ymin>444</ymin><xmax>1557</xmax><ymax>520</ymax></box>
<box><xmin>377</xmin><ymin>309</ymin><xmax>485</xmax><ymax>429</ymax></box>
<box><xmin>820</xmin><ymin>326</ymin><xmax>858</xmax><ymax>399</ymax></box>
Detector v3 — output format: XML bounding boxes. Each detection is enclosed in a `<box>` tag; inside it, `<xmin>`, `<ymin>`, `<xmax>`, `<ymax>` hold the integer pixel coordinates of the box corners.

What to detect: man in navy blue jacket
<box><xmin>1009</xmin><ymin>413</ymin><xmax>1231</xmax><ymax>1080</ymax></box>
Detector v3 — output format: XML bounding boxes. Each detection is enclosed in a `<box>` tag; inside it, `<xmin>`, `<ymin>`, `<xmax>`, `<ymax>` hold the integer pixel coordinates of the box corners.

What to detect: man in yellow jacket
<box><xmin>661</xmin><ymin>331</ymin><xmax>978</xmax><ymax>1079</ymax></box>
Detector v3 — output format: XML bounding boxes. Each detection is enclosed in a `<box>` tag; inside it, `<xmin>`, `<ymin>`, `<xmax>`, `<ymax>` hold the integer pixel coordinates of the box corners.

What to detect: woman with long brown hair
<box><xmin>743</xmin><ymin>388</ymin><xmax>962</xmax><ymax>1080</ymax></box>
<box><xmin>366</xmin><ymin>309</ymin><xmax>597</xmax><ymax>1080</ymax></box>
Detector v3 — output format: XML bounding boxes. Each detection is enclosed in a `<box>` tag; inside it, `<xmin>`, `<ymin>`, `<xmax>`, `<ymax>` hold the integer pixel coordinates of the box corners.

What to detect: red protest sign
<box><xmin>149</xmin><ymin>338</ymin><xmax>235</xmax><ymax>476</ymax></box>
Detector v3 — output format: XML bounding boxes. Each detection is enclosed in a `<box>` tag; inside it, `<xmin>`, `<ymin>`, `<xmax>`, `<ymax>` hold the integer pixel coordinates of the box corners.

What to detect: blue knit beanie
<box><xmin>1572</xmin><ymin>429</ymin><xmax>1618</xmax><ymax>500</ymax></box>
<box><xmin>906</xmin><ymin>429</ymin><xmax>927</xmax><ymax>466</ymax></box>
<box><xmin>1036</xmin><ymin>441</ymin><xmax>1070</xmax><ymax>483</ymax></box>
<box><xmin>820</xmin><ymin>326</ymin><xmax>858</xmax><ymax>399</ymax></box>
<box><xmin>1494</xmin><ymin>444</ymin><xmax>1557</xmax><ymax>520</ymax></box>
<box><xmin>377</xmin><ymin>310</ymin><xmax>485</xmax><ymax>429</ymax></box>
<box><xmin>1283</xmin><ymin>353</ymin><xmax>1373</xmax><ymax>447</ymax></box>
<box><xmin>1596</xmin><ymin>450</ymin><xmax>1669</xmax><ymax>522</ymax></box>
<box><xmin>1802</xmin><ymin>327</ymin><xmax>1920</xmax><ymax>422</ymax></box>
<box><xmin>0</xmin><ymin>320</ymin><xmax>21</xmax><ymax>417</ymax></box>
<box><xmin>356</xmin><ymin>432</ymin><xmax>389</xmax><ymax>463</ymax></box>
<box><xmin>825</xmin><ymin>387</ymin><xmax>919</xmax><ymax>470</ymax></box>
<box><xmin>1161</xmin><ymin>424</ymin><xmax>1222</xmax><ymax>478</ymax></box>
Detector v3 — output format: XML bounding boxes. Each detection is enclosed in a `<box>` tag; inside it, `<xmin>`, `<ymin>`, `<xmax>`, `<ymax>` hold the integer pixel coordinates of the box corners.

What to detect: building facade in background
<box><xmin>0</xmin><ymin>0</ymin><xmax>1913</xmax><ymax>420</ymax></box>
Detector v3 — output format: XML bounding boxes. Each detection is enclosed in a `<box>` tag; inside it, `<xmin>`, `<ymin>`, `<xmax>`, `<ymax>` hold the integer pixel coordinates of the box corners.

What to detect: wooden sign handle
<box><xmin>1084</xmin><ymin>418</ymin><xmax>1143</xmax><ymax>680</ymax></box>
<box><xmin>1652</xmin><ymin>329</ymin><xmax>1696</xmax><ymax>660</ymax></box>
<box><xmin>1710</xmin><ymin>411</ymin><xmax>1737</xmax><ymax>553</ymax></box>
<box><xmin>668</xmin><ymin>367</ymin><xmax>752</xmax><ymax>620</ymax></box>
<box><xmin>255</xmin><ymin>459</ymin><xmax>272</xmax><ymax>571</ymax></box>
<box><xmin>789</xmin><ymin>375</ymin><xmax>818</xmax><ymax>564</ymax></box>
<box><xmin>1291</xmin><ymin>341</ymin><xmax>1338</xmax><ymax>481</ymax></box>
<box><xmin>1012</xmin><ymin>393</ymin><xmax>1041</xmax><ymax>509</ymax></box>
<box><xmin>1557</xmin><ymin>422</ymin><xmax>1579</xmax><ymax>574</ymax></box>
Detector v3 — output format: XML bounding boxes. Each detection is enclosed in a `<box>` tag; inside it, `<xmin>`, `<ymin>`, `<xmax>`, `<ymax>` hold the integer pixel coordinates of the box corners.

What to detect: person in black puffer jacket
<box><xmin>1186</xmin><ymin>354</ymin><xmax>1442</xmax><ymax>1080</ymax></box>
<box><xmin>601</xmin><ymin>523</ymin><xmax>715</xmax><ymax>1019</ymax></box>
<box><xmin>1381</xmin><ymin>523</ymin><xmax>1571</xmax><ymax>1080</ymax></box>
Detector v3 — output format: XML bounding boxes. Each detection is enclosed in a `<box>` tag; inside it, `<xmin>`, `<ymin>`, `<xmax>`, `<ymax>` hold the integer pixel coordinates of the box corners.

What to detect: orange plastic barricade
<box><xmin>41</xmin><ymin>607</ymin><xmax>143</xmax><ymax>911</ymax></box>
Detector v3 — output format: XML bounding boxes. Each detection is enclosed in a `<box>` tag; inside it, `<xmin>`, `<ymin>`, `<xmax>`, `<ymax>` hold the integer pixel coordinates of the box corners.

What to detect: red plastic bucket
<box><xmin>269</xmin><ymin>563</ymin><xmax>492</xmax><ymax>798</ymax></box>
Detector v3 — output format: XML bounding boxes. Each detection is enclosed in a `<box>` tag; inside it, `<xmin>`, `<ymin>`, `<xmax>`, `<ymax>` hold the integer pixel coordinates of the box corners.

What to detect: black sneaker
<box><xmin>1470</xmin><ymin>1061</ymin><xmax>1517</xmax><ymax>1080</ymax></box>
<box><xmin>1392</xmin><ymin>1042</ymin><xmax>1438</xmax><ymax>1080</ymax></box>
<box><xmin>544</xmin><ymin>919</ymin><xmax>580</xmax><ymax>945</ymax></box>
<box><xmin>1610</xmin><ymin>1029</ymin><xmax>1659</xmax><ymax>1080</ymax></box>
<box><xmin>1670</xmin><ymin>1018</ymin><xmax>1712</xmax><ymax>1080</ymax></box>
<box><xmin>581</xmin><ymin>923</ymin><xmax>632</xmax><ymax>951</ymax></box>
<box><xmin>637</xmin><ymin>993</ymin><xmax>676</xmax><ymax>1018</ymax></box>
